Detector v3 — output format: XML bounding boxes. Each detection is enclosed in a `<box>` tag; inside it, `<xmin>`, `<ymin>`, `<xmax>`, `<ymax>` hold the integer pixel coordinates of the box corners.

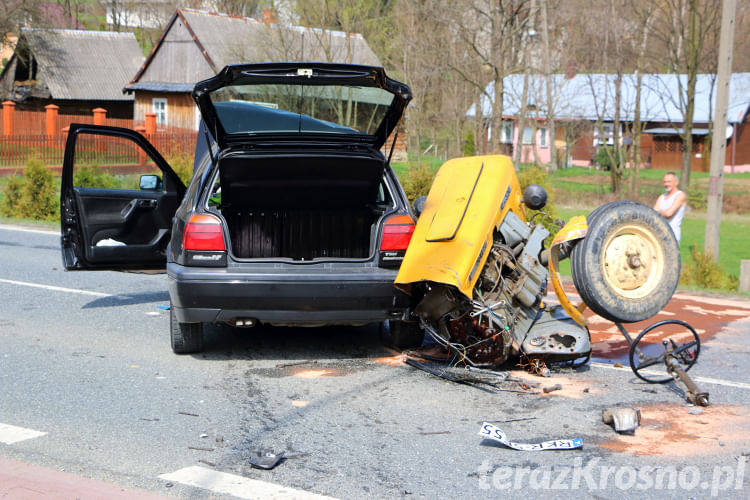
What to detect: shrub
<box><xmin>594</xmin><ymin>146</ymin><xmax>625</xmax><ymax>171</ymax></box>
<box><xmin>517</xmin><ymin>165</ymin><xmax>559</xmax><ymax>241</ymax></box>
<box><xmin>463</xmin><ymin>130</ymin><xmax>476</xmax><ymax>156</ymax></box>
<box><xmin>402</xmin><ymin>163</ymin><xmax>437</xmax><ymax>204</ymax></box>
<box><xmin>73</xmin><ymin>165</ymin><xmax>118</xmax><ymax>189</ymax></box>
<box><xmin>0</xmin><ymin>176</ymin><xmax>25</xmax><ymax>217</ymax></box>
<box><xmin>680</xmin><ymin>245</ymin><xmax>737</xmax><ymax>291</ymax></box>
<box><xmin>20</xmin><ymin>157</ymin><xmax>58</xmax><ymax>220</ymax></box>
<box><xmin>686</xmin><ymin>189</ymin><xmax>707</xmax><ymax>210</ymax></box>
<box><xmin>165</xmin><ymin>152</ymin><xmax>194</xmax><ymax>186</ymax></box>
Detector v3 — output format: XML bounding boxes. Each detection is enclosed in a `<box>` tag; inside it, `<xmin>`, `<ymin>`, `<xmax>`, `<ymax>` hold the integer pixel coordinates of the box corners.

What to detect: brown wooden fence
<box><xmin>0</xmin><ymin>132</ymin><xmax>198</xmax><ymax>176</ymax></box>
<box><xmin>1</xmin><ymin>102</ymin><xmax>197</xmax><ymax>175</ymax></box>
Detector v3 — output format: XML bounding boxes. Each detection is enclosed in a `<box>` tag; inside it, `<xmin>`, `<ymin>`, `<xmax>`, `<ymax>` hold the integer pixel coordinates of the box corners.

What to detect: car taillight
<box><xmin>380</xmin><ymin>214</ymin><xmax>415</xmax><ymax>251</ymax></box>
<box><xmin>183</xmin><ymin>213</ymin><xmax>226</xmax><ymax>251</ymax></box>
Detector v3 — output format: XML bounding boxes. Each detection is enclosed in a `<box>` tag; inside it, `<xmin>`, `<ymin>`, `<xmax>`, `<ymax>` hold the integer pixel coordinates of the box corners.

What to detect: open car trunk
<box><xmin>216</xmin><ymin>152</ymin><xmax>390</xmax><ymax>260</ymax></box>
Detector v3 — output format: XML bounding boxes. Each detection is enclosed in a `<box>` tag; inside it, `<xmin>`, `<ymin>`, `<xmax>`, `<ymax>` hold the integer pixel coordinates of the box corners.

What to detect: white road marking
<box><xmin>159</xmin><ymin>466</ymin><xmax>337</xmax><ymax>500</ymax></box>
<box><xmin>0</xmin><ymin>278</ymin><xmax>114</xmax><ymax>298</ymax></box>
<box><xmin>590</xmin><ymin>362</ymin><xmax>750</xmax><ymax>390</ymax></box>
<box><xmin>0</xmin><ymin>224</ymin><xmax>57</xmax><ymax>235</ymax></box>
<box><xmin>0</xmin><ymin>423</ymin><xmax>47</xmax><ymax>444</ymax></box>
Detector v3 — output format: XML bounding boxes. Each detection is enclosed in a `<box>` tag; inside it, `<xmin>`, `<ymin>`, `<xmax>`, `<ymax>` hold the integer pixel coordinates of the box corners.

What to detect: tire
<box><xmin>170</xmin><ymin>304</ymin><xmax>204</xmax><ymax>354</ymax></box>
<box><xmin>388</xmin><ymin>320</ymin><xmax>425</xmax><ymax>349</ymax></box>
<box><xmin>570</xmin><ymin>201</ymin><xmax>680</xmax><ymax>323</ymax></box>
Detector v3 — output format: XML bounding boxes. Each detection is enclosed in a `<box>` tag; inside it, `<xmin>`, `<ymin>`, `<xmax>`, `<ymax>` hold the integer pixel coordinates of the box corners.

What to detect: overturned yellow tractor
<box><xmin>395</xmin><ymin>155</ymin><xmax>680</xmax><ymax>367</ymax></box>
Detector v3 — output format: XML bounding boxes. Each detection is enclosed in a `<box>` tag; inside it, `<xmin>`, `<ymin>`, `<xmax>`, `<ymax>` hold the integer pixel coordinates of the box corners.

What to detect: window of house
<box><xmin>500</xmin><ymin>122</ymin><xmax>514</xmax><ymax>144</ymax></box>
<box><xmin>152</xmin><ymin>98</ymin><xmax>168</xmax><ymax>126</ymax></box>
<box><xmin>522</xmin><ymin>126</ymin><xmax>533</xmax><ymax>145</ymax></box>
<box><xmin>594</xmin><ymin>124</ymin><xmax>614</xmax><ymax>145</ymax></box>
<box><xmin>540</xmin><ymin>127</ymin><xmax>547</xmax><ymax>147</ymax></box>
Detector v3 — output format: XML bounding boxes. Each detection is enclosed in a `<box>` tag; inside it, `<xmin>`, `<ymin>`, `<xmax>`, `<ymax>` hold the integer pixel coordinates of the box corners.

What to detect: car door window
<box><xmin>71</xmin><ymin>134</ymin><xmax>171</xmax><ymax>247</ymax></box>
<box><xmin>61</xmin><ymin>125</ymin><xmax>186</xmax><ymax>270</ymax></box>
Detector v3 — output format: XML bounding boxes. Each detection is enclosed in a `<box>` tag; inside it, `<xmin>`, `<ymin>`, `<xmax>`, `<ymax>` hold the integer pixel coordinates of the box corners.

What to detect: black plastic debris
<box><xmin>249</xmin><ymin>451</ymin><xmax>285</xmax><ymax>470</ymax></box>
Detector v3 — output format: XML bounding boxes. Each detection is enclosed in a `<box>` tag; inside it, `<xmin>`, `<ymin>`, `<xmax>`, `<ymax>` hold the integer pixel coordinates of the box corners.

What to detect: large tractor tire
<box><xmin>570</xmin><ymin>201</ymin><xmax>680</xmax><ymax>323</ymax></box>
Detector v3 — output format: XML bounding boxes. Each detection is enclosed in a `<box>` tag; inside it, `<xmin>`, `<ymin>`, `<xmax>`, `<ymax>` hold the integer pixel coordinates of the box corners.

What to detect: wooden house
<box><xmin>0</xmin><ymin>28</ymin><xmax>144</xmax><ymax>118</ymax></box>
<box><xmin>124</xmin><ymin>8</ymin><xmax>383</xmax><ymax>131</ymax></box>
<box><xmin>471</xmin><ymin>72</ymin><xmax>750</xmax><ymax>173</ymax></box>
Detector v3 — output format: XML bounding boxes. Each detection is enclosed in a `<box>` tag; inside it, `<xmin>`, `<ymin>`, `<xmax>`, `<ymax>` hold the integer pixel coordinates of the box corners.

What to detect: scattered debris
<box><xmin>642</xmin><ymin>388</ymin><xmax>658</xmax><ymax>394</ymax></box>
<box><xmin>291</xmin><ymin>400</ymin><xmax>309</xmax><ymax>407</ymax></box>
<box><xmin>216</xmin><ymin>436</ymin><xmax>224</xmax><ymax>443</ymax></box>
<box><xmin>405</xmin><ymin>358</ymin><xmax>534</xmax><ymax>394</ymax></box>
<box><xmin>200</xmin><ymin>433</ymin><xmax>208</xmax><ymax>438</ymax></box>
<box><xmin>178</xmin><ymin>411</ymin><xmax>199</xmax><ymax>417</ymax></box>
<box><xmin>543</xmin><ymin>384</ymin><xmax>563</xmax><ymax>393</ymax></box>
<box><xmin>165</xmin><ymin>482</ymin><xmax>173</xmax><ymax>488</ymax></box>
<box><xmin>419</xmin><ymin>431</ymin><xmax>451</xmax><ymax>436</ymax></box>
<box><xmin>188</xmin><ymin>446</ymin><xmax>214</xmax><ymax>452</ymax></box>
<box><xmin>583</xmin><ymin>387</ymin><xmax>590</xmax><ymax>393</ymax></box>
<box><xmin>276</xmin><ymin>360</ymin><xmax>316</xmax><ymax>369</ymax></box>
<box><xmin>520</xmin><ymin>358</ymin><xmax>551</xmax><ymax>377</ymax></box>
<box><xmin>249</xmin><ymin>451</ymin><xmax>285</xmax><ymax>470</ymax></box>
<box><xmin>156</xmin><ymin>305</ymin><xmax>170</xmax><ymax>311</ymax></box>
<box><xmin>198</xmin><ymin>459</ymin><xmax>216</xmax><ymax>467</ymax></box>
<box><xmin>479</xmin><ymin>422</ymin><xmax>582</xmax><ymax>451</ymax></box>
<box><xmin>485</xmin><ymin>417</ymin><xmax>537</xmax><ymax>424</ymax></box>
<box><xmin>145</xmin><ymin>312</ymin><xmax>160</xmax><ymax>316</ymax></box>
<box><xmin>613</xmin><ymin>362</ymin><xmax>624</xmax><ymax>368</ymax></box>
<box><xmin>139</xmin><ymin>418</ymin><xmax>160</xmax><ymax>422</ymax></box>
<box><xmin>688</xmin><ymin>407</ymin><xmax>704</xmax><ymax>416</ymax></box>
<box><xmin>602</xmin><ymin>408</ymin><xmax>641</xmax><ymax>435</ymax></box>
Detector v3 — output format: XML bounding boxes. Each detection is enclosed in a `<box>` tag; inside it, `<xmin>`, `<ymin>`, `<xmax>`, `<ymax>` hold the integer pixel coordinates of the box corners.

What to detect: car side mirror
<box><xmin>139</xmin><ymin>174</ymin><xmax>162</xmax><ymax>191</ymax></box>
<box><xmin>413</xmin><ymin>196</ymin><xmax>427</xmax><ymax>217</ymax></box>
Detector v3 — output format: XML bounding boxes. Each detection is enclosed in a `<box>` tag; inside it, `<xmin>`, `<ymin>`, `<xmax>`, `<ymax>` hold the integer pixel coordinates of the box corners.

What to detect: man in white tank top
<box><xmin>653</xmin><ymin>171</ymin><xmax>687</xmax><ymax>242</ymax></box>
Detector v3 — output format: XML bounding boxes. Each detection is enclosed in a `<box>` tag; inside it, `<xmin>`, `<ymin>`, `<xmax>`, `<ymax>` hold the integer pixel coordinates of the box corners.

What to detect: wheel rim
<box><xmin>600</xmin><ymin>224</ymin><xmax>665</xmax><ymax>299</ymax></box>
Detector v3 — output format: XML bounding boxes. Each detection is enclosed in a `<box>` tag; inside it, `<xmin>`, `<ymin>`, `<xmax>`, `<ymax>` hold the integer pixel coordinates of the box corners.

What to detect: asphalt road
<box><xmin>1</xmin><ymin>223</ymin><xmax>750</xmax><ymax>499</ymax></box>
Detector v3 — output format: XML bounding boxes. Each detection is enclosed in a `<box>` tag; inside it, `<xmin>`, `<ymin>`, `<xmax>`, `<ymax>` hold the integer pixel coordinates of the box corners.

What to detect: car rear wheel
<box><xmin>170</xmin><ymin>304</ymin><xmax>204</xmax><ymax>354</ymax></box>
<box><xmin>570</xmin><ymin>201</ymin><xmax>680</xmax><ymax>323</ymax></box>
<box><xmin>388</xmin><ymin>320</ymin><xmax>425</xmax><ymax>349</ymax></box>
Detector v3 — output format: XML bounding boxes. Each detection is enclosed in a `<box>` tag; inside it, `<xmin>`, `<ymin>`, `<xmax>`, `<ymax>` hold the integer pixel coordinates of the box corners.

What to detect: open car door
<box><xmin>60</xmin><ymin>124</ymin><xmax>186</xmax><ymax>271</ymax></box>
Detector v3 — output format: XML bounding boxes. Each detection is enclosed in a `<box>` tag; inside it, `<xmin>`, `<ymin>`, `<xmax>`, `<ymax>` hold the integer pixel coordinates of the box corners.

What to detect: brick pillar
<box><xmin>145</xmin><ymin>112</ymin><xmax>157</xmax><ymax>135</ymax></box>
<box><xmin>135</xmin><ymin>125</ymin><xmax>147</xmax><ymax>165</ymax></box>
<box><xmin>92</xmin><ymin>107</ymin><xmax>106</xmax><ymax>125</ymax></box>
<box><xmin>2</xmin><ymin>101</ymin><xmax>15</xmax><ymax>136</ymax></box>
<box><xmin>45</xmin><ymin>104</ymin><xmax>59</xmax><ymax>136</ymax></box>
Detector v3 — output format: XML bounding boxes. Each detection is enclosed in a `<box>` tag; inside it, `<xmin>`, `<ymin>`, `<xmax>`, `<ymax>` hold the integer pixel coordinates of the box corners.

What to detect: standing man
<box><xmin>654</xmin><ymin>171</ymin><xmax>687</xmax><ymax>242</ymax></box>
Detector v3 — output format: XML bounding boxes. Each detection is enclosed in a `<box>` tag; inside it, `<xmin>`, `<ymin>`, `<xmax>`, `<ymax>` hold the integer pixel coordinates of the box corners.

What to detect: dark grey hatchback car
<box><xmin>60</xmin><ymin>63</ymin><xmax>424</xmax><ymax>353</ymax></box>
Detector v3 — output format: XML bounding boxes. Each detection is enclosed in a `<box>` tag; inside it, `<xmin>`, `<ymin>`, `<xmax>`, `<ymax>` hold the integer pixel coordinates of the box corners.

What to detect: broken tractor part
<box><xmin>622</xmin><ymin>319</ymin><xmax>708</xmax><ymax>406</ymax></box>
<box><xmin>602</xmin><ymin>407</ymin><xmax>641</xmax><ymax>435</ymax></box>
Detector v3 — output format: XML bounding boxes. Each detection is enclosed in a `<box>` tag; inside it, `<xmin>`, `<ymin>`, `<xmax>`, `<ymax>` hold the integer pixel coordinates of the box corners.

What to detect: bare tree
<box><xmin>649</xmin><ymin>0</ymin><xmax>720</xmax><ymax>188</ymax></box>
<box><xmin>540</xmin><ymin>0</ymin><xmax>556</xmax><ymax>170</ymax></box>
<box><xmin>629</xmin><ymin>3</ymin><xmax>656</xmax><ymax>197</ymax></box>
<box><xmin>439</xmin><ymin>0</ymin><xmax>532</xmax><ymax>157</ymax></box>
<box><xmin>1</xmin><ymin>0</ymin><xmax>46</xmax><ymax>45</ymax></box>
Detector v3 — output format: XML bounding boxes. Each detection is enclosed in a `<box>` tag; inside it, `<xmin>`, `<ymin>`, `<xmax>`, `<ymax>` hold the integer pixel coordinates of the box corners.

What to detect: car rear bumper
<box><xmin>167</xmin><ymin>262</ymin><xmax>411</xmax><ymax>325</ymax></box>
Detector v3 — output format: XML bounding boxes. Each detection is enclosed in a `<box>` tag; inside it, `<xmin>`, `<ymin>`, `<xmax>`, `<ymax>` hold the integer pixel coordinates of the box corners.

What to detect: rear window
<box><xmin>209</xmin><ymin>83</ymin><xmax>394</xmax><ymax>136</ymax></box>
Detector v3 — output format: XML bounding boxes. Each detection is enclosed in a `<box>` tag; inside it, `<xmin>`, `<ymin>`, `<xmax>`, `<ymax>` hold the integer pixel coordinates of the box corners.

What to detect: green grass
<box><xmin>391</xmin><ymin>154</ymin><xmax>444</xmax><ymax>180</ymax></box>
<box><xmin>555</xmin><ymin>207</ymin><xmax>750</xmax><ymax>280</ymax></box>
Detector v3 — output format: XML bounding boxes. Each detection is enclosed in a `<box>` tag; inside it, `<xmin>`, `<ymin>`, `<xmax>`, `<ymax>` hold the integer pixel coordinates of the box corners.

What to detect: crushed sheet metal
<box><xmin>478</xmin><ymin>422</ymin><xmax>583</xmax><ymax>451</ymax></box>
<box><xmin>602</xmin><ymin>407</ymin><xmax>641</xmax><ymax>435</ymax></box>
